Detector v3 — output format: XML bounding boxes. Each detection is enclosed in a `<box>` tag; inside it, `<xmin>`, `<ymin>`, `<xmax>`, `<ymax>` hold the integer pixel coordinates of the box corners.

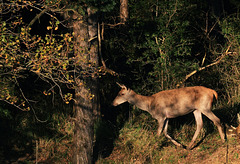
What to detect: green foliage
<box><xmin>1</xmin><ymin>1</ymin><xmax>102</xmax><ymax>162</ymax></box>
<box><xmin>216</xmin><ymin>13</ymin><xmax>240</xmax><ymax>104</ymax></box>
<box><xmin>0</xmin><ymin>1</ymin><xmax>103</xmax><ymax>111</ymax></box>
<box><xmin>0</xmin><ymin>107</ymin><xmax>12</xmax><ymax>118</ymax></box>
<box><xmin>1</xmin><ymin>18</ymin><xmax>74</xmax><ymax>109</ymax></box>
<box><xmin>0</xmin><ymin>0</ymin><xmax>240</xmax><ymax>162</ymax></box>
<box><xmin>98</xmin><ymin>0</ymin><xmax>239</xmax><ymax>162</ymax></box>
<box><xmin>103</xmin><ymin>0</ymin><xmax>239</xmax><ymax>100</ymax></box>
<box><xmin>113</xmin><ymin>0</ymin><xmax>204</xmax><ymax>92</ymax></box>
<box><xmin>89</xmin><ymin>0</ymin><xmax>117</xmax><ymax>12</ymax></box>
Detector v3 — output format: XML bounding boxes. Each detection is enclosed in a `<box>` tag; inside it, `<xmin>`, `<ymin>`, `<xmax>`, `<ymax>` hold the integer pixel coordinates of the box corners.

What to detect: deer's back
<box><xmin>150</xmin><ymin>86</ymin><xmax>215</xmax><ymax>118</ymax></box>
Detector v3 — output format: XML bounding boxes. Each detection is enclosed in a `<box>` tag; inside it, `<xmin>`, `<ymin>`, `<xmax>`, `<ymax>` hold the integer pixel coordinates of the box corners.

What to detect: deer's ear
<box><xmin>116</xmin><ymin>82</ymin><xmax>127</xmax><ymax>90</ymax></box>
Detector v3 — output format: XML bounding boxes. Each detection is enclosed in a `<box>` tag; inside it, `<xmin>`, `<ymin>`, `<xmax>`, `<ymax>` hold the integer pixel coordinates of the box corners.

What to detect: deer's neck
<box><xmin>128</xmin><ymin>91</ymin><xmax>151</xmax><ymax>111</ymax></box>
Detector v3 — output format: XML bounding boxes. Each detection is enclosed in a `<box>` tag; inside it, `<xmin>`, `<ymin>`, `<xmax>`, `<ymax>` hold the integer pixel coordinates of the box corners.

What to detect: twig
<box><xmin>26</xmin><ymin>3</ymin><xmax>68</xmax><ymax>28</ymax></box>
<box><xmin>166</xmin><ymin>0</ymin><xmax>178</xmax><ymax>28</ymax></box>
<box><xmin>36</xmin><ymin>140</ymin><xmax>38</xmax><ymax>164</ymax></box>
<box><xmin>104</xmin><ymin>22</ymin><xmax>125</xmax><ymax>28</ymax></box>
<box><xmin>14</xmin><ymin>77</ymin><xmax>48</xmax><ymax>123</ymax></box>
<box><xmin>28</xmin><ymin>8</ymin><xmax>48</xmax><ymax>27</ymax></box>
<box><xmin>49</xmin><ymin>74</ymin><xmax>65</xmax><ymax>101</ymax></box>
<box><xmin>226</xmin><ymin>139</ymin><xmax>229</xmax><ymax>164</ymax></box>
<box><xmin>0</xmin><ymin>99</ymin><xmax>28</xmax><ymax>111</ymax></box>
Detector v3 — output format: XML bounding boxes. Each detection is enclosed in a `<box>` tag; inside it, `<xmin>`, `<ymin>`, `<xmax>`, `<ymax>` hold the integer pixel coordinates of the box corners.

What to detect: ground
<box><xmin>101</xmin><ymin>136</ymin><xmax>240</xmax><ymax>164</ymax></box>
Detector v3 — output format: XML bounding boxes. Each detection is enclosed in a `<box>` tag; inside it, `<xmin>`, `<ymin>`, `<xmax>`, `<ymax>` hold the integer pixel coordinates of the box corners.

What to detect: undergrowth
<box><xmin>1</xmin><ymin>100</ymin><xmax>239</xmax><ymax>163</ymax></box>
<box><xmin>0</xmin><ymin>109</ymin><xmax>74</xmax><ymax>163</ymax></box>
<box><xmin>96</xmin><ymin>103</ymin><xmax>240</xmax><ymax>164</ymax></box>
<box><xmin>34</xmin><ymin>114</ymin><xmax>74</xmax><ymax>163</ymax></box>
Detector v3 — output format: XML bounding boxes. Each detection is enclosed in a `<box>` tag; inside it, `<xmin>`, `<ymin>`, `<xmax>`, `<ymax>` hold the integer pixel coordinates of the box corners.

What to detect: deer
<box><xmin>112</xmin><ymin>83</ymin><xmax>226</xmax><ymax>149</ymax></box>
<box><xmin>226</xmin><ymin>113</ymin><xmax>240</xmax><ymax>138</ymax></box>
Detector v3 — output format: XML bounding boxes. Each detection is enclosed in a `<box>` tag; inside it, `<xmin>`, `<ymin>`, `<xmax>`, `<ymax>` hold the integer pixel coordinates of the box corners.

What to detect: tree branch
<box><xmin>166</xmin><ymin>0</ymin><xmax>178</xmax><ymax>28</ymax></box>
<box><xmin>28</xmin><ymin>8</ymin><xmax>48</xmax><ymax>27</ymax></box>
<box><xmin>26</xmin><ymin>3</ymin><xmax>68</xmax><ymax>28</ymax></box>
<box><xmin>104</xmin><ymin>22</ymin><xmax>125</xmax><ymax>28</ymax></box>
<box><xmin>14</xmin><ymin>77</ymin><xmax>48</xmax><ymax>123</ymax></box>
<box><xmin>177</xmin><ymin>44</ymin><xmax>232</xmax><ymax>86</ymax></box>
<box><xmin>0</xmin><ymin>99</ymin><xmax>28</xmax><ymax>111</ymax></box>
<box><xmin>98</xmin><ymin>23</ymin><xmax>118</xmax><ymax>76</ymax></box>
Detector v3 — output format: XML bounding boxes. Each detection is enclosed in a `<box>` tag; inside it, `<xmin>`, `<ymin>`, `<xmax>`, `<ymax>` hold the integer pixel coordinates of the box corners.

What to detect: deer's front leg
<box><xmin>163</xmin><ymin>119</ymin><xmax>183</xmax><ymax>147</ymax></box>
<box><xmin>157</xmin><ymin>118</ymin><xmax>166</xmax><ymax>136</ymax></box>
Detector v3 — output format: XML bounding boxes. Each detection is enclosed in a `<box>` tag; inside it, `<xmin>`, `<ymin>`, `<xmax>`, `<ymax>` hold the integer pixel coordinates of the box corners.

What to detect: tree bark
<box><xmin>120</xmin><ymin>0</ymin><xmax>128</xmax><ymax>23</ymax></box>
<box><xmin>87</xmin><ymin>7</ymin><xmax>99</xmax><ymax>118</ymax></box>
<box><xmin>72</xmin><ymin>7</ymin><xmax>98</xmax><ymax>164</ymax></box>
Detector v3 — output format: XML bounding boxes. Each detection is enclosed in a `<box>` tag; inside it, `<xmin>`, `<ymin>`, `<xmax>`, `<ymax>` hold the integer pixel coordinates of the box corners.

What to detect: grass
<box><xmin>96</xmin><ymin>103</ymin><xmax>240</xmax><ymax>164</ymax></box>
<box><xmin>34</xmin><ymin>113</ymin><xmax>74</xmax><ymax>163</ymax></box>
<box><xmin>0</xmin><ymin>101</ymin><xmax>239</xmax><ymax>163</ymax></box>
<box><xmin>97</xmin><ymin>123</ymin><xmax>224</xmax><ymax>164</ymax></box>
<box><xmin>0</xmin><ymin>111</ymin><xmax>74</xmax><ymax>163</ymax></box>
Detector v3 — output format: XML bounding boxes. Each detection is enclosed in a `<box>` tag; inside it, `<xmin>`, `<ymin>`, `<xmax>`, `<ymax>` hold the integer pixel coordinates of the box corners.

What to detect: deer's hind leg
<box><xmin>201</xmin><ymin>110</ymin><xmax>225</xmax><ymax>143</ymax></box>
<box><xmin>187</xmin><ymin>110</ymin><xmax>203</xmax><ymax>150</ymax></box>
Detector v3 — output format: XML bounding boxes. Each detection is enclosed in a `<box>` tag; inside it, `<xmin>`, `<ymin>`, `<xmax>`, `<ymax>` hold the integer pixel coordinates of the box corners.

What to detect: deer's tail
<box><xmin>212</xmin><ymin>89</ymin><xmax>218</xmax><ymax>100</ymax></box>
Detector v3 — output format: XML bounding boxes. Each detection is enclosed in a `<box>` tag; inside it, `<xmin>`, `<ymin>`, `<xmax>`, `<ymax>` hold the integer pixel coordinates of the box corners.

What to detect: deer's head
<box><xmin>112</xmin><ymin>83</ymin><xmax>131</xmax><ymax>106</ymax></box>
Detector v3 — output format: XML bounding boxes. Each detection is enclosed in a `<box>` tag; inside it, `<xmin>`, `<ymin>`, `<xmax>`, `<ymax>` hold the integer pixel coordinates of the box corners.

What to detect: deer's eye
<box><xmin>119</xmin><ymin>93</ymin><xmax>124</xmax><ymax>96</ymax></box>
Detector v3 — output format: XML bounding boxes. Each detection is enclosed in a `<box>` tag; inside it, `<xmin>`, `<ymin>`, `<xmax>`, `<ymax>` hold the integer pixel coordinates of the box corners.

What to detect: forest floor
<box><xmin>1</xmin><ymin>133</ymin><xmax>240</xmax><ymax>163</ymax></box>
<box><xmin>100</xmin><ymin>136</ymin><xmax>240</xmax><ymax>164</ymax></box>
<box><xmin>1</xmin><ymin>116</ymin><xmax>240</xmax><ymax>163</ymax></box>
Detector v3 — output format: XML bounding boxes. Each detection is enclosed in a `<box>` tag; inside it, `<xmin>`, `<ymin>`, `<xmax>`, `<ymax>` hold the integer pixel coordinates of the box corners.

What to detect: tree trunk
<box><xmin>72</xmin><ymin>7</ymin><xmax>98</xmax><ymax>164</ymax></box>
<box><xmin>120</xmin><ymin>0</ymin><xmax>128</xmax><ymax>23</ymax></box>
<box><xmin>87</xmin><ymin>7</ymin><xmax>99</xmax><ymax>118</ymax></box>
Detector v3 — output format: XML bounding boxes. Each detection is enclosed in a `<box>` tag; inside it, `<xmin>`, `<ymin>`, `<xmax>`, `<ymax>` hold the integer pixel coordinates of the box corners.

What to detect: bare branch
<box><xmin>98</xmin><ymin>23</ymin><xmax>118</xmax><ymax>76</ymax></box>
<box><xmin>177</xmin><ymin>44</ymin><xmax>232</xmax><ymax>86</ymax></box>
<box><xmin>0</xmin><ymin>99</ymin><xmax>28</xmax><ymax>111</ymax></box>
<box><xmin>26</xmin><ymin>3</ymin><xmax>68</xmax><ymax>28</ymax></box>
<box><xmin>14</xmin><ymin>77</ymin><xmax>48</xmax><ymax>123</ymax></box>
<box><xmin>166</xmin><ymin>0</ymin><xmax>178</xmax><ymax>28</ymax></box>
<box><xmin>104</xmin><ymin>22</ymin><xmax>125</xmax><ymax>28</ymax></box>
<box><xmin>28</xmin><ymin>8</ymin><xmax>48</xmax><ymax>27</ymax></box>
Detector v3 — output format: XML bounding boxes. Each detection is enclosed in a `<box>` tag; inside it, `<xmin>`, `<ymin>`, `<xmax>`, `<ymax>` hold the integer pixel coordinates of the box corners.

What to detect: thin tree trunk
<box><xmin>120</xmin><ymin>0</ymin><xmax>128</xmax><ymax>23</ymax></box>
<box><xmin>72</xmin><ymin>7</ymin><xmax>99</xmax><ymax>164</ymax></box>
<box><xmin>88</xmin><ymin>7</ymin><xmax>99</xmax><ymax>118</ymax></box>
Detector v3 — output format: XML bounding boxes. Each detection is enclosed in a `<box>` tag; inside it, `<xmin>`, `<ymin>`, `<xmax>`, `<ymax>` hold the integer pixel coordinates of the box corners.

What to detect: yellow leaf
<box><xmin>36</xmin><ymin>68</ymin><xmax>41</xmax><ymax>73</ymax></box>
<box><xmin>6</xmin><ymin>95</ymin><xmax>11</xmax><ymax>100</ymax></box>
